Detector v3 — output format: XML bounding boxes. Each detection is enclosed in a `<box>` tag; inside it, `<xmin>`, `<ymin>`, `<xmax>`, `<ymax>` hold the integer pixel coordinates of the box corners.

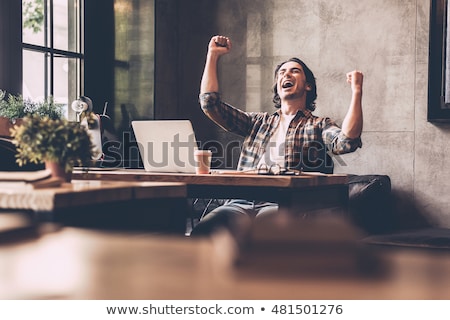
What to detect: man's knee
<box><xmin>191</xmin><ymin>204</ymin><xmax>252</xmax><ymax>237</ymax></box>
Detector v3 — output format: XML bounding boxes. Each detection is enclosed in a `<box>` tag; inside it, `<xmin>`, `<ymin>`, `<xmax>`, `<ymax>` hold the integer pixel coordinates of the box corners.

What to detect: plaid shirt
<box><xmin>199</xmin><ymin>92</ymin><xmax>362</xmax><ymax>172</ymax></box>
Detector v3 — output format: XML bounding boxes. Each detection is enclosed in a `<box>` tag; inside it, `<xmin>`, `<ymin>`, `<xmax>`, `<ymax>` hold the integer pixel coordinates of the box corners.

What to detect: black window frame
<box><xmin>22</xmin><ymin>0</ymin><xmax>84</xmax><ymax>112</ymax></box>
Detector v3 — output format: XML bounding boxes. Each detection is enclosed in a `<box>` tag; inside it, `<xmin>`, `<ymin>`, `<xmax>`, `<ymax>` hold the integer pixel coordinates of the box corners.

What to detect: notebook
<box><xmin>131</xmin><ymin>120</ymin><xmax>199</xmax><ymax>173</ymax></box>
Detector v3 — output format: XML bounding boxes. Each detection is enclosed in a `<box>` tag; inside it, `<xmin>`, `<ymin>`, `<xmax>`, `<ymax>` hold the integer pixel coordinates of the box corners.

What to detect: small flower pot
<box><xmin>45</xmin><ymin>161</ymin><xmax>72</xmax><ymax>182</ymax></box>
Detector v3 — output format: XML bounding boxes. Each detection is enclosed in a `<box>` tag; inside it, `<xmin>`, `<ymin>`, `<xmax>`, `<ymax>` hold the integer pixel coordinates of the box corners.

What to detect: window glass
<box><xmin>23</xmin><ymin>50</ymin><xmax>46</xmax><ymax>100</ymax></box>
<box><xmin>53</xmin><ymin>0</ymin><xmax>70</xmax><ymax>51</ymax></box>
<box><xmin>114</xmin><ymin>0</ymin><xmax>154</xmax><ymax>127</ymax></box>
<box><xmin>54</xmin><ymin>56</ymin><xmax>81</xmax><ymax>106</ymax></box>
<box><xmin>22</xmin><ymin>0</ymin><xmax>45</xmax><ymax>47</ymax></box>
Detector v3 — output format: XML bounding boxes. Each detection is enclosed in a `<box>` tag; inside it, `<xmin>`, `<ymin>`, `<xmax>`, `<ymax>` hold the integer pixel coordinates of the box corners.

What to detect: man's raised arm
<box><xmin>200</xmin><ymin>35</ymin><xmax>232</xmax><ymax>94</ymax></box>
<box><xmin>341</xmin><ymin>70</ymin><xmax>364</xmax><ymax>139</ymax></box>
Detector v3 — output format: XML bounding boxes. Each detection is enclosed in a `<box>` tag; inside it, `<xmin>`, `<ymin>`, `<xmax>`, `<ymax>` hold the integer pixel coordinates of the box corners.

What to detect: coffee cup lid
<box><xmin>195</xmin><ymin>149</ymin><xmax>212</xmax><ymax>154</ymax></box>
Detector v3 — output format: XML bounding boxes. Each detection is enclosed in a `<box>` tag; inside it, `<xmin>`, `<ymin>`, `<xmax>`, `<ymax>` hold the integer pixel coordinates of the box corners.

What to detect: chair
<box><xmin>0</xmin><ymin>137</ymin><xmax>44</xmax><ymax>171</ymax></box>
<box><xmin>347</xmin><ymin>174</ymin><xmax>393</xmax><ymax>234</ymax></box>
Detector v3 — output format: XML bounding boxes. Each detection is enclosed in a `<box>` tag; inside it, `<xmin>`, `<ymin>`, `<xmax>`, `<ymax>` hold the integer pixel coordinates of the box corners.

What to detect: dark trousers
<box><xmin>190</xmin><ymin>199</ymin><xmax>278</xmax><ymax>240</ymax></box>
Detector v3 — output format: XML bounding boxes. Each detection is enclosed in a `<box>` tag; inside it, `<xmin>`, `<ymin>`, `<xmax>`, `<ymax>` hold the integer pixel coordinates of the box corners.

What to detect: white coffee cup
<box><xmin>194</xmin><ymin>149</ymin><xmax>212</xmax><ymax>174</ymax></box>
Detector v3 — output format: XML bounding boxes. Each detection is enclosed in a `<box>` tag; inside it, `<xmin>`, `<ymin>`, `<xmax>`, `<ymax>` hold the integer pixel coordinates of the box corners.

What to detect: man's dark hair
<box><xmin>272</xmin><ymin>57</ymin><xmax>317</xmax><ymax>111</ymax></box>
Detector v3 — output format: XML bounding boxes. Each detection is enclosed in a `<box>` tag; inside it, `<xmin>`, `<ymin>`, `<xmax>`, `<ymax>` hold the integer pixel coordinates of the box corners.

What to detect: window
<box><xmin>22</xmin><ymin>0</ymin><xmax>84</xmax><ymax>120</ymax></box>
<box><xmin>114</xmin><ymin>0</ymin><xmax>155</xmax><ymax>123</ymax></box>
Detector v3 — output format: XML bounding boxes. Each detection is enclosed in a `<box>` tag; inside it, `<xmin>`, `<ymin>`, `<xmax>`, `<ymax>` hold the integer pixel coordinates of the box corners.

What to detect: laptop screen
<box><xmin>131</xmin><ymin>120</ymin><xmax>199</xmax><ymax>173</ymax></box>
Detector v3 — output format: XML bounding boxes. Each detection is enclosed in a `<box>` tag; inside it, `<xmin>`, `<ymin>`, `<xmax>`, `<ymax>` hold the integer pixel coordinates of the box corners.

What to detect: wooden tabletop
<box><xmin>2</xmin><ymin>227</ymin><xmax>450</xmax><ymax>300</ymax></box>
<box><xmin>0</xmin><ymin>180</ymin><xmax>187</xmax><ymax>212</ymax></box>
<box><xmin>73</xmin><ymin>168</ymin><xmax>349</xmax><ymax>188</ymax></box>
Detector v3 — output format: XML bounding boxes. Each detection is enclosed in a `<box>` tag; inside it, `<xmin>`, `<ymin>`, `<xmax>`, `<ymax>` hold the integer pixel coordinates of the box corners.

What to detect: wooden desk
<box><xmin>2</xmin><ymin>227</ymin><xmax>450</xmax><ymax>299</ymax></box>
<box><xmin>0</xmin><ymin>180</ymin><xmax>188</xmax><ymax>233</ymax></box>
<box><xmin>73</xmin><ymin>169</ymin><xmax>349</xmax><ymax>214</ymax></box>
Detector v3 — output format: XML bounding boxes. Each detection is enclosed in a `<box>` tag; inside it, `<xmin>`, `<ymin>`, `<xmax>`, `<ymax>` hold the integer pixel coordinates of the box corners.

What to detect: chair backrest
<box><xmin>292</xmin><ymin>145</ymin><xmax>334</xmax><ymax>174</ymax></box>
<box><xmin>0</xmin><ymin>138</ymin><xmax>44</xmax><ymax>171</ymax></box>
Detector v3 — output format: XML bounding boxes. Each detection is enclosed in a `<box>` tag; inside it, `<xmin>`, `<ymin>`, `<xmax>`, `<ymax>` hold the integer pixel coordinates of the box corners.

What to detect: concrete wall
<box><xmin>157</xmin><ymin>0</ymin><xmax>450</xmax><ymax>229</ymax></box>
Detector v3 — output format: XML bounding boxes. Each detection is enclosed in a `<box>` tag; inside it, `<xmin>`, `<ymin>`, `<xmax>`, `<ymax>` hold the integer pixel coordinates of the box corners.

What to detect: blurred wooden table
<box><xmin>1</xmin><ymin>227</ymin><xmax>450</xmax><ymax>299</ymax></box>
<box><xmin>73</xmin><ymin>169</ymin><xmax>350</xmax><ymax>213</ymax></box>
<box><xmin>0</xmin><ymin>180</ymin><xmax>188</xmax><ymax>233</ymax></box>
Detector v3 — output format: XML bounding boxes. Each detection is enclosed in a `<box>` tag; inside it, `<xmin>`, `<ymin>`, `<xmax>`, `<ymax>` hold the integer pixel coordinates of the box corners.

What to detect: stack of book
<box><xmin>0</xmin><ymin>169</ymin><xmax>63</xmax><ymax>190</ymax></box>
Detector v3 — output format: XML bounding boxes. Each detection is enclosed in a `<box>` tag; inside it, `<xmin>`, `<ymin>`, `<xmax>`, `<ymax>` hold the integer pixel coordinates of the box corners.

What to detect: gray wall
<box><xmin>157</xmin><ymin>0</ymin><xmax>450</xmax><ymax>229</ymax></box>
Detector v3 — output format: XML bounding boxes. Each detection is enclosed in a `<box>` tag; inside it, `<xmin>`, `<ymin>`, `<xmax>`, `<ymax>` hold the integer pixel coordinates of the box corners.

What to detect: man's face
<box><xmin>276</xmin><ymin>61</ymin><xmax>311</xmax><ymax>102</ymax></box>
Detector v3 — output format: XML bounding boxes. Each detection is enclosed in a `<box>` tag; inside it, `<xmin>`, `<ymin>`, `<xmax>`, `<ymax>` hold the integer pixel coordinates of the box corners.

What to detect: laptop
<box><xmin>131</xmin><ymin>120</ymin><xmax>199</xmax><ymax>173</ymax></box>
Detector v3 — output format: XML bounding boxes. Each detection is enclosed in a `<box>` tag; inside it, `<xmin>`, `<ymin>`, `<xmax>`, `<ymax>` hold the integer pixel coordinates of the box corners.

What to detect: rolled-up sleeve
<box><xmin>199</xmin><ymin>92</ymin><xmax>221</xmax><ymax>111</ymax></box>
<box><xmin>199</xmin><ymin>92</ymin><xmax>253</xmax><ymax>136</ymax></box>
<box><xmin>322</xmin><ymin>119</ymin><xmax>362</xmax><ymax>154</ymax></box>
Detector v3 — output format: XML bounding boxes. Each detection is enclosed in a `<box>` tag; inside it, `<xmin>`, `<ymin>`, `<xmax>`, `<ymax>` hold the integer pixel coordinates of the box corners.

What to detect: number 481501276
<box><xmin>271</xmin><ymin>304</ymin><xmax>343</xmax><ymax>315</ymax></box>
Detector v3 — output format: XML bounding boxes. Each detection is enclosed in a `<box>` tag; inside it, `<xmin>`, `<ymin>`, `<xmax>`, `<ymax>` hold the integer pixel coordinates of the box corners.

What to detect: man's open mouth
<box><xmin>282</xmin><ymin>81</ymin><xmax>294</xmax><ymax>88</ymax></box>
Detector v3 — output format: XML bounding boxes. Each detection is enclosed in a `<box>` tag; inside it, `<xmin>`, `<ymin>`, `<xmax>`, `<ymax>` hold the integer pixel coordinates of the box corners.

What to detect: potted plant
<box><xmin>0</xmin><ymin>89</ymin><xmax>64</xmax><ymax>137</ymax></box>
<box><xmin>10</xmin><ymin>114</ymin><xmax>99</xmax><ymax>181</ymax></box>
